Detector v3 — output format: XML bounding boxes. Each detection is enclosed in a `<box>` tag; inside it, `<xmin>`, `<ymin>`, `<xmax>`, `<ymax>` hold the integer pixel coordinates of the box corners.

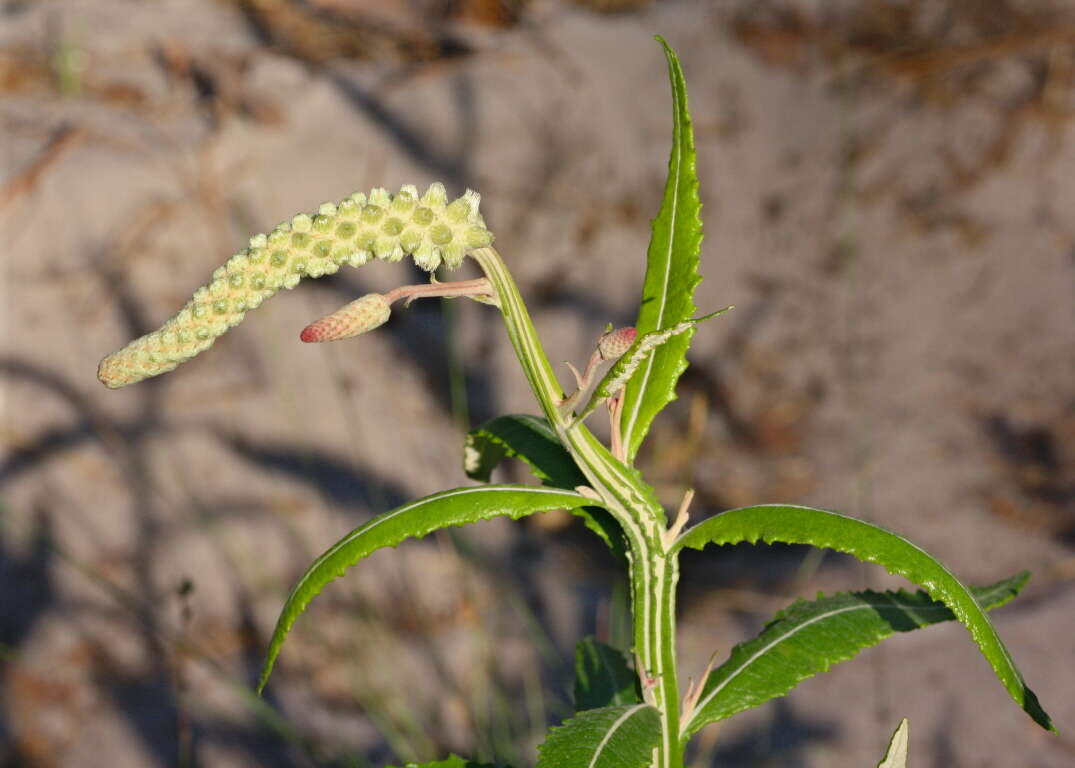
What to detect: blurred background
<box><xmin>2</xmin><ymin>0</ymin><xmax>1074</xmax><ymax>766</ymax></box>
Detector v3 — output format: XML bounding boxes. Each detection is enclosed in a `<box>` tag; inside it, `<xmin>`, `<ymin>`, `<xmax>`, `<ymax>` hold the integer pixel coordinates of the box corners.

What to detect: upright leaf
<box><xmin>536</xmin><ymin>705</ymin><xmax>660</xmax><ymax>768</ymax></box>
<box><xmin>877</xmin><ymin>719</ymin><xmax>909</xmax><ymax>768</ymax></box>
<box><xmin>675</xmin><ymin>505</ymin><xmax>1053</xmax><ymax>732</ymax></box>
<box><xmin>619</xmin><ymin>37</ymin><xmax>703</xmax><ymax>462</ymax></box>
<box><xmin>574</xmin><ymin>637</ymin><xmax>641</xmax><ymax>711</ymax></box>
<box><xmin>259</xmin><ymin>485</ymin><xmax>594</xmax><ymax>693</ymax></box>
<box><xmin>464</xmin><ymin>414</ymin><xmax>625</xmax><ymax>556</ymax></box>
<box><xmin>680</xmin><ymin>573</ymin><xmax>1028</xmax><ymax>737</ymax></box>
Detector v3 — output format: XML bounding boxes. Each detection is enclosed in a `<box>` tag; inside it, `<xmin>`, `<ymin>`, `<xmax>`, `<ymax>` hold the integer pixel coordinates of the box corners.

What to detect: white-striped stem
<box><xmin>470</xmin><ymin>247</ymin><xmax>682</xmax><ymax>768</ymax></box>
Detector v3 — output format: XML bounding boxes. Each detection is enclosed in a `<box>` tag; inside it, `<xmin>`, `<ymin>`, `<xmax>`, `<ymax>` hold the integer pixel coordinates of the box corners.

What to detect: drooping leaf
<box><xmin>465</xmin><ymin>414</ymin><xmax>583</xmax><ymax>486</ymax></box>
<box><xmin>619</xmin><ymin>37</ymin><xmax>703</xmax><ymax>463</ymax></box>
<box><xmin>675</xmin><ymin>505</ymin><xmax>1053</xmax><ymax>732</ymax></box>
<box><xmin>572</xmin><ymin>506</ymin><xmax>628</xmax><ymax>559</ymax></box>
<box><xmin>259</xmin><ymin>485</ymin><xmax>594</xmax><ymax>693</ymax></box>
<box><xmin>536</xmin><ymin>704</ymin><xmax>661</xmax><ymax>768</ymax></box>
<box><xmin>877</xmin><ymin>719</ymin><xmax>909</xmax><ymax>768</ymax></box>
<box><xmin>680</xmin><ymin>572</ymin><xmax>1028</xmax><ymax>737</ymax></box>
<box><xmin>574</xmin><ymin>637</ymin><xmax>641</xmax><ymax>711</ymax></box>
<box><xmin>464</xmin><ymin>414</ymin><xmax>625</xmax><ymax>556</ymax></box>
<box><xmin>387</xmin><ymin>756</ymin><xmax>498</xmax><ymax>768</ymax></box>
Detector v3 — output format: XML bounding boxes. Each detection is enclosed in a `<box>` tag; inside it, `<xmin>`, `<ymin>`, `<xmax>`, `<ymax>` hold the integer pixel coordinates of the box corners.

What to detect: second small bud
<box><xmin>598</xmin><ymin>326</ymin><xmax>637</xmax><ymax>361</ymax></box>
<box><xmin>300</xmin><ymin>293</ymin><xmax>392</xmax><ymax>343</ymax></box>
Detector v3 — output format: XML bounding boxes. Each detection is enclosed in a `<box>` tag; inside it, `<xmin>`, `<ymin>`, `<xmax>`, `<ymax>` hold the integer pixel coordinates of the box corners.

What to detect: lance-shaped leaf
<box><xmin>258</xmin><ymin>485</ymin><xmax>593</xmax><ymax>693</ymax></box>
<box><xmin>574</xmin><ymin>637</ymin><xmax>641</xmax><ymax>711</ymax></box>
<box><xmin>619</xmin><ymin>37</ymin><xmax>703</xmax><ymax>462</ymax></box>
<box><xmin>388</xmin><ymin>757</ymin><xmax>498</xmax><ymax>768</ymax></box>
<box><xmin>536</xmin><ymin>704</ymin><xmax>660</xmax><ymax>768</ymax></box>
<box><xmin>877</xmin><ymin>719</ymin><xmax>909</xmax><ymax>768</ymax></box>
<box><xmin>675</xmin><ymin>505</ymin><xmax>1054</xmax><ymax>732</ymax></box>
<box><xmin>465</xmin><ymin>414</ymin><xmax>625</xmax><ymax>556</ymax></box>
<box><xmin>680</xmin><ymin>572</ymin><xmax>1028</xmax><ymax>738</ymax></box>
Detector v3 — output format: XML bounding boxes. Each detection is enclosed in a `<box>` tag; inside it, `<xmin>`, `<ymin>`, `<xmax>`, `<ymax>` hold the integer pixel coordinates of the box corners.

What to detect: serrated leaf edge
<box><xmin>259</xmin><ymin>485</ymin><xmax>588</xmax><ymax>693</ymax></box>
<box><xmin>591</xmin><ymin>704</ymin><xmax>651</xmax><ymax>768</ymax></box>
<box><xmin>684</xmin><ymin>576</ymin><xmax>1025</xmax><ymax>737</ymax></box>
<box><xmin>619</xmin><ymin>36</ymin><xmax>703</xmax><ymax>461</ymax></box>
<box><xmin>537</xmin><ymin>704</ymin><xmax>659</xmax><ymax>768</ymax></box>
<box><xmin>465</xmin><ymin>414</ymin><xmax>572</xmax><ymax>485</ymax></box>
<box><xmin>674</xmin><ymin>505</ymin><xmax>1053</xmax><ymax>732</ymax></box>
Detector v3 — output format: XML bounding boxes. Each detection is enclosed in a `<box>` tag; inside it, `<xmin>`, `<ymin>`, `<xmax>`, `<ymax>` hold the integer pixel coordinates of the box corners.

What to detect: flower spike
<box><xmin>98</xmin><ymin>183</ymin><xmax>494</xmax><ymax>388</ymax></box>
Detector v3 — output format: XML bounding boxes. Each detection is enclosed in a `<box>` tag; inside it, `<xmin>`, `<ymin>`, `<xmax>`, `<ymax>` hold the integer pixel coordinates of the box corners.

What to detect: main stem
<box><xmin>471</xmin><ymin>247</ymin><xmax>684</xmax><ymax>767</ymax></box>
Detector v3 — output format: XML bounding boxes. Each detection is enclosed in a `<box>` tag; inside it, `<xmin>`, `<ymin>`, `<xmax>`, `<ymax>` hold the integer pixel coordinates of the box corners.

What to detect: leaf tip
<box><xmin>257</xmin><ymin>637</ymin><xmax>287</xmax><ymax>696</ymax></box>
<box><xmin>1023</xmin><ymin>686</ymin><xmax>1056</xmax><ymax>732</ymax></box>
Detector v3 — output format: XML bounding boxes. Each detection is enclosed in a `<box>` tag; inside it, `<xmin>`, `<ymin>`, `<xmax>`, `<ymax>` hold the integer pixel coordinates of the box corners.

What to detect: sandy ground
<box><xmin>2</xmin><ymin>0</ymin><xmax>1074</xmax><ymax>766</ymax></box>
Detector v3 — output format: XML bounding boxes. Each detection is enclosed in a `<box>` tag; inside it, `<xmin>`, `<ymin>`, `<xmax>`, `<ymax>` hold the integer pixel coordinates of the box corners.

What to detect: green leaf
<box><xmin>387</xmin><ymin>756</ymin><xmax>498</xmax><ymax>768</ymax></box>
<box><xmin>675</xmin><ymin>505</ymin><xmax>1054</xmax><ymax>732</ymax></box>
<box><xmin>680</xmin><ymin>572</ymin><xmax>1028</xmax><ymax>738</ymax></box>
<box><xmin>536</xmin><ymin>705</ymin><xmax>661</xmax><ymax>768</ymax></box>
<box><xmin>258</xmin><ymin>485</ymin><xmax>594</xmax><ymax>693</ymax></box>
<box><xmin>574</xmin><ymin>637</ymin><xmax>641</xmax><ymax>711</ymax></box>
<box><xmin>877</xmin><ymin>719</ymin><xmax>909</xmax><ymax>768</ymax></box>
<box><xmin>465</xmin><ymin>414</ymin><xmax>585</xmax><ymax>487</ymax></box>
<box><xmin>618</xmin><ymin>36</ymin><xmax>703</xmax><ymax>463</ymax></box>
<box><xmin>464</xmin><ymin>414</ymin><xmax>625</xmax><ymax>556</ymax></box>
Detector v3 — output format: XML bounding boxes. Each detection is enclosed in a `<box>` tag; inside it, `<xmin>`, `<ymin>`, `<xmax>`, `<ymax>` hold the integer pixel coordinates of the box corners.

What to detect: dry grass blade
<box><xmin>0</xmin><ymin>123</ymin><xmax>85</xmax><ymax>210</ymax></box>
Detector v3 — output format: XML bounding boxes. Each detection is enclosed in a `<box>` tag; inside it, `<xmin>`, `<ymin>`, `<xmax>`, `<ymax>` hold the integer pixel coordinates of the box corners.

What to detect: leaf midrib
<box><xmin>620</xmin><ymin>57</ymin><xmax>685</xmax><ymax>453</ymax></box>
<box><xmin>677</xmin><ymin>505</ymin><xmax>1023</xmax><ymax>686</ymax></box>
<box><xmin>684</xmin><ymin>594</ymin><xmax>1007</xmax><ymax>735</ymax></box>
<box><xmin>589</xmin><ymin>704</ymin><xmax>650</xmax><ymax>768</ymax></box>
<box><xmin>289</xmin><ymin>486</ymin><xmax>583</xmax><ymax>602</ymax></box>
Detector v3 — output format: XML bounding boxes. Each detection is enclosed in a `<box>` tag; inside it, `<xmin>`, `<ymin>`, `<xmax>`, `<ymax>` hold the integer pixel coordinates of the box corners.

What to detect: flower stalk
<box><xmin>299</xmin><ymin>278</ymin><xmax>493</xmax><ymax>343</ymax></box>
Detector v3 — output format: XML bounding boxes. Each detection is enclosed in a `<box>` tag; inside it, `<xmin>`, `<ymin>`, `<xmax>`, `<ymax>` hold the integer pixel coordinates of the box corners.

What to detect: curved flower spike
<box><xmin>98</xmin><ymin>183</ymin><xmax>493</xmax><ymax>389</ymax></box>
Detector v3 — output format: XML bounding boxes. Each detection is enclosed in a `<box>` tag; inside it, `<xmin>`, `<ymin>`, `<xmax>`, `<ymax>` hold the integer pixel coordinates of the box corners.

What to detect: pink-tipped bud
<box><xmin>300</xmin><ymin>293</ymin><xmax>391</xmax><ymax>343</ymax></box>
<box><xmin>598</xmin><ymin>326</ymin><xmax>636</xmax><ymax>361</ymax></box>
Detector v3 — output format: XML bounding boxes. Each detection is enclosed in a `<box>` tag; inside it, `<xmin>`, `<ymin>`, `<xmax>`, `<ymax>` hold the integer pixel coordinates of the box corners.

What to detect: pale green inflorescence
<box><xmin>98</xmin><ymin>183</ymin><xmax>492</xmax><ymax>388</ymax></box>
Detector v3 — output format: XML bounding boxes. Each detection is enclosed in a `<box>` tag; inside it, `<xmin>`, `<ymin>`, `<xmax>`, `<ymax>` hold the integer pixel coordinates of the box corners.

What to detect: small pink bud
<box><xmin>300</xmin><ymin>293</ymin><xmax>391</xmax><ymax>343</ymax></box>
<box><xmin>598</xmin><ymin>326</ymin><xmax>636</xmax><ymax>361</ymax></box>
